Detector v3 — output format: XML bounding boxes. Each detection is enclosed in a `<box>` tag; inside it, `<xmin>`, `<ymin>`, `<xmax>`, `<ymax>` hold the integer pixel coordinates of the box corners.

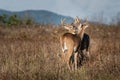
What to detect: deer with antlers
<box><xmin>60</xmin><ymin>17</ymin><xmax>89</xmax><ymax>70</ymax></box>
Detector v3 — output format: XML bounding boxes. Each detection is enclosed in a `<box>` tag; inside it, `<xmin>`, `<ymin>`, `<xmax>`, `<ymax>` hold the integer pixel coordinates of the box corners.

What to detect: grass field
<box><xmin>0</xmin><ymin>23</ymin><xmax>120</xmax><ymax>80</ymax></box>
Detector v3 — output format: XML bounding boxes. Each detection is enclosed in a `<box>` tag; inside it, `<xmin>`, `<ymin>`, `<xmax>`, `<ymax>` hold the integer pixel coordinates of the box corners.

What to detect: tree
<box><xmin>0</xmin><ymin>14</ymin><xmax>8</xmax><ymax>25</ymax></box>
<box><xmin>7</xmin><ymin>14</ymin><xmax>21</xmax><ymax>26</ymax></box>
<box><xmin>25</xmin><ymin>18</ymin><xmax>33</xmax><ymax>25</ymax></box>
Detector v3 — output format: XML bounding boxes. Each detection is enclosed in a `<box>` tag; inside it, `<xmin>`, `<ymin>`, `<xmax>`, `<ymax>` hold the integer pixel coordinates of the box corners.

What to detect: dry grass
<box><xmin>0</xmin><ymin>24</ymin><xmax>120</xmax><ymax>80</ymax></box>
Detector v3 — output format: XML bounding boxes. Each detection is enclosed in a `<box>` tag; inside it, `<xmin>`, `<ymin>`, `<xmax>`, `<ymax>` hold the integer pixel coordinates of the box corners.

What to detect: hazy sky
<box><xmin>0</xmin><ymin>0</ymin><xmax>120</xmax><ymax>23</ymax></box>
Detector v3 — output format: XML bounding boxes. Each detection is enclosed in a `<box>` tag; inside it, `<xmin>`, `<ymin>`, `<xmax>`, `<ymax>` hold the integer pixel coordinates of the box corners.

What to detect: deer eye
<box><xmin>72</xmin><ymin>25</ymin><xmax>76</xmax><ymax>28</ymax></box>
<box><xmin>81</xmin><ymin>25</ymin><xmax>83</xmax><ymax>28</ymax></box>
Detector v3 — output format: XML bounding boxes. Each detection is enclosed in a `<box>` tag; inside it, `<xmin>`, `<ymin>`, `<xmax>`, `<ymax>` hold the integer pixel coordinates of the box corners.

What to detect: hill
<box><xmin>0</xmin><ymin>9</ymin><xmax>73</xmax><ymax>24</ymax></box>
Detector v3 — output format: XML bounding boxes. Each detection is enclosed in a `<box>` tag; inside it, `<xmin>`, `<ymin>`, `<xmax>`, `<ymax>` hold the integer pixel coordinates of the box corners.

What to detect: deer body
<box><xmin>61</xmin><ymin>33</ymin><xmax>80</xmax><ymax>53</ymax></box>
<box><xmin>77</xmin><ymin>33</ymin><xmax>90</xmax><ymax>66</ymax></box>
<box><xmin>80</xmin><ymin>33</ymin><xmax>90</xmax><ymax>51</ymax></box>
<box><xmin>60</xmin><ymin>33</ymin><xmax>81</xmax><ymax>70</ymax></box>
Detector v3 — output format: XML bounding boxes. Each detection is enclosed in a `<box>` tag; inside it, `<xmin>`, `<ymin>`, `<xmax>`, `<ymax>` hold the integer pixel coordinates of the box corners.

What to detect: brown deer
<box><xmin>77</xmin><ymin>22</ymin><xmax>90</xmax><ymax>67</ymax></box>
<box><xmin>61</xmin><ymin>17</ymin><xmax>90</xmax><ymax>67</ymax></box>
<box><xmin>60</xmin><ymin>17</ymin><xmax>89</xmax><ymax>70</ymax></box>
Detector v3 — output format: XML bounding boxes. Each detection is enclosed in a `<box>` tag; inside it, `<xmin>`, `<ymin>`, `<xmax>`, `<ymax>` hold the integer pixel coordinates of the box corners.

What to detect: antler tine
<box><xmin>84</xmin><ymin>16</ymin><xmax>88</xmax><ymax>22</ymax></box>
<box><xmin>75</xmin><ymin>16</ymin><xmax>80</xmax><ymax>24</ymax></box>
<box><xmin>61</xmin><ymin>18</ymin><xmax>66</xmax><ymax>25</ymax></box>
<box><xmin>83</xmin><ymin>16</ymin><xmax>89</xmax><ymax>28</ymax></box>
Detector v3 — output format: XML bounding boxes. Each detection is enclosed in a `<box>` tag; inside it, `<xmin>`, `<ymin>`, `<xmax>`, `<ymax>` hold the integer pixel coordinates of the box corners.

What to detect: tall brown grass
<box><xmin>0</xmin><ymin>23</ymin><xmax>120</xmax><ymax>80</ymax></box>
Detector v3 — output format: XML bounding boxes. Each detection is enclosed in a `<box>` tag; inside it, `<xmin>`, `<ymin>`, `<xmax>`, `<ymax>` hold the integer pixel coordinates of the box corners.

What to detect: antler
<box><xmin>61</xmin><ymin>18</ymin><xmax>66</xmax><ymax>26</ymax></box>
<box><xmin>74</xmin><ymin>16</ymin><xmax>81</xmax><ymax>24</ymax></box>
<box><xmin>84</xmin><ymin>16</ymin><xmax>88</xmax><ymax>23</ymax></box>
<box><xmin>82</xmin><ymin>16</ymin><xmax>89</xmax><ymax>29</ymax></box>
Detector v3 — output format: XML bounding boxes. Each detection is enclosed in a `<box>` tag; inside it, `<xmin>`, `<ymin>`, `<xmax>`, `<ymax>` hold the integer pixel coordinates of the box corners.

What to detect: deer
<box><xmin>72</xmin><ymin>18</ymin><xmax>90</xmax><ymax>66</ymax></box>
<box><xmin>77</xmin><ymin>22</ymin><xmax>90</xmax><ymax>67</ymax></box>
<box><xmin>60</xmin><ymin>17</ymin><xmax>89</xmax><ymax>70</ymax></box>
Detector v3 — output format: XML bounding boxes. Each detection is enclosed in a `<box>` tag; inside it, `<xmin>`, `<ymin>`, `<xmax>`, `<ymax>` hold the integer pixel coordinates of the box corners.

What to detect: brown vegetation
<box><xmin>0</xmin><ymin>23</ymin><xmax>120</xmax><ymax>80</ymax></box>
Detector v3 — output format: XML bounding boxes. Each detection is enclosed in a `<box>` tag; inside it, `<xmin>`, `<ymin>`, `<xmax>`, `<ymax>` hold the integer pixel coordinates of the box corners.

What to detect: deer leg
<box><xmin>66</xmin><ymin>55</ymin><xmax>71</xmax><ymax>70</ymax></box>
<box><xmin>79</xmin><ymin>50</ymin><xmax>84</xmax><ymax>65</ymax></box>
<box><xmin>65</xmin><ymin>49</ymin><xmax>73</xmax><ymax>70</ymax></box>
<box><xmin>85</xmin><ymin>50</ymin><xmax>90</xmax><ymax>61</ymax></box>
<box><xmin>86</xmin><ymin>51</ymin><xmax>90</xmax><ymax>58</ymax></box>
<box><xmin>74</xmin><ymin>52</ymin><xmax>78</xmax><ymax>70</ymax></box>
<box><xmin>61</xmin><ymin>52</ymin><xmax>66</xmax><ymax>63</ymax></box>
<box><xmin>77</xmin><ymin>51</ymin><xmax>82</xmax><ymax>67</ymax></box>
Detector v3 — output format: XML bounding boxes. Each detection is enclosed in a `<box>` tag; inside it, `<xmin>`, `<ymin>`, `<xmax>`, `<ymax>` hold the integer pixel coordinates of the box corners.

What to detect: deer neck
<box><xmin>78</xmin><ymin>28</ymin><xmax>85</xmax><ymax>40</ymax></box>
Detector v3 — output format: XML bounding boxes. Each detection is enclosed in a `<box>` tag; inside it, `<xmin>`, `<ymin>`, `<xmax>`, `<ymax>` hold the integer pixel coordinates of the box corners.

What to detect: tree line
<box><xmin>0</xmin><ymin>14</ymin><xmax>34</xmax><ymax>26</ymax></box>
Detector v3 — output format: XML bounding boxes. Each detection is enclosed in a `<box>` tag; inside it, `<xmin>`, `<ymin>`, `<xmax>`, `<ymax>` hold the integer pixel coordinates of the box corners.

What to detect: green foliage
<box><xmin>25</xmin><ymin>18</ymin><xmax>33</xmax><ymax>25</ymax></box>
<box><xmin>0</xmin><ymin>14</ymin><xmax>8</xmax><ymax>24</ymax></box>
<box><xmin>7</xmin><ymin>14</ymin><xmax>21</xmax><ymax>26</ymax></box>
<box><xmin>0</xmin><ymin>14</ymin><xmax>34</xmax><ymax>26</ymax></box>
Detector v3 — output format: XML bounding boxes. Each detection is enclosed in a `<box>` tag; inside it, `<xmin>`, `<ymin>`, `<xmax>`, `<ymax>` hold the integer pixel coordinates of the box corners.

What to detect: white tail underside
<box><xmin>62</xmin><ymin>42</ymin><xmax>68</xmax><ymax>53</ymax></box>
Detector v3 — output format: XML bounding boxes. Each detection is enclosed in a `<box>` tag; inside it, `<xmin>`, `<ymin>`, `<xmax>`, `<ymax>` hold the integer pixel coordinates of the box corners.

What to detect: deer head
<box><xmin>81</xmin><ymin>17</ymin><xmax>89</xmax><ymax>29</ymax></box>
<box><xmin>61</xmin><ymin>16</ymin><xmax>83</xmax><ymax>34</ymax></box>
<box><xmin>61</xmin><ymin>18</ymin><xmax>77</xmax><ymax>34</ymax></box>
